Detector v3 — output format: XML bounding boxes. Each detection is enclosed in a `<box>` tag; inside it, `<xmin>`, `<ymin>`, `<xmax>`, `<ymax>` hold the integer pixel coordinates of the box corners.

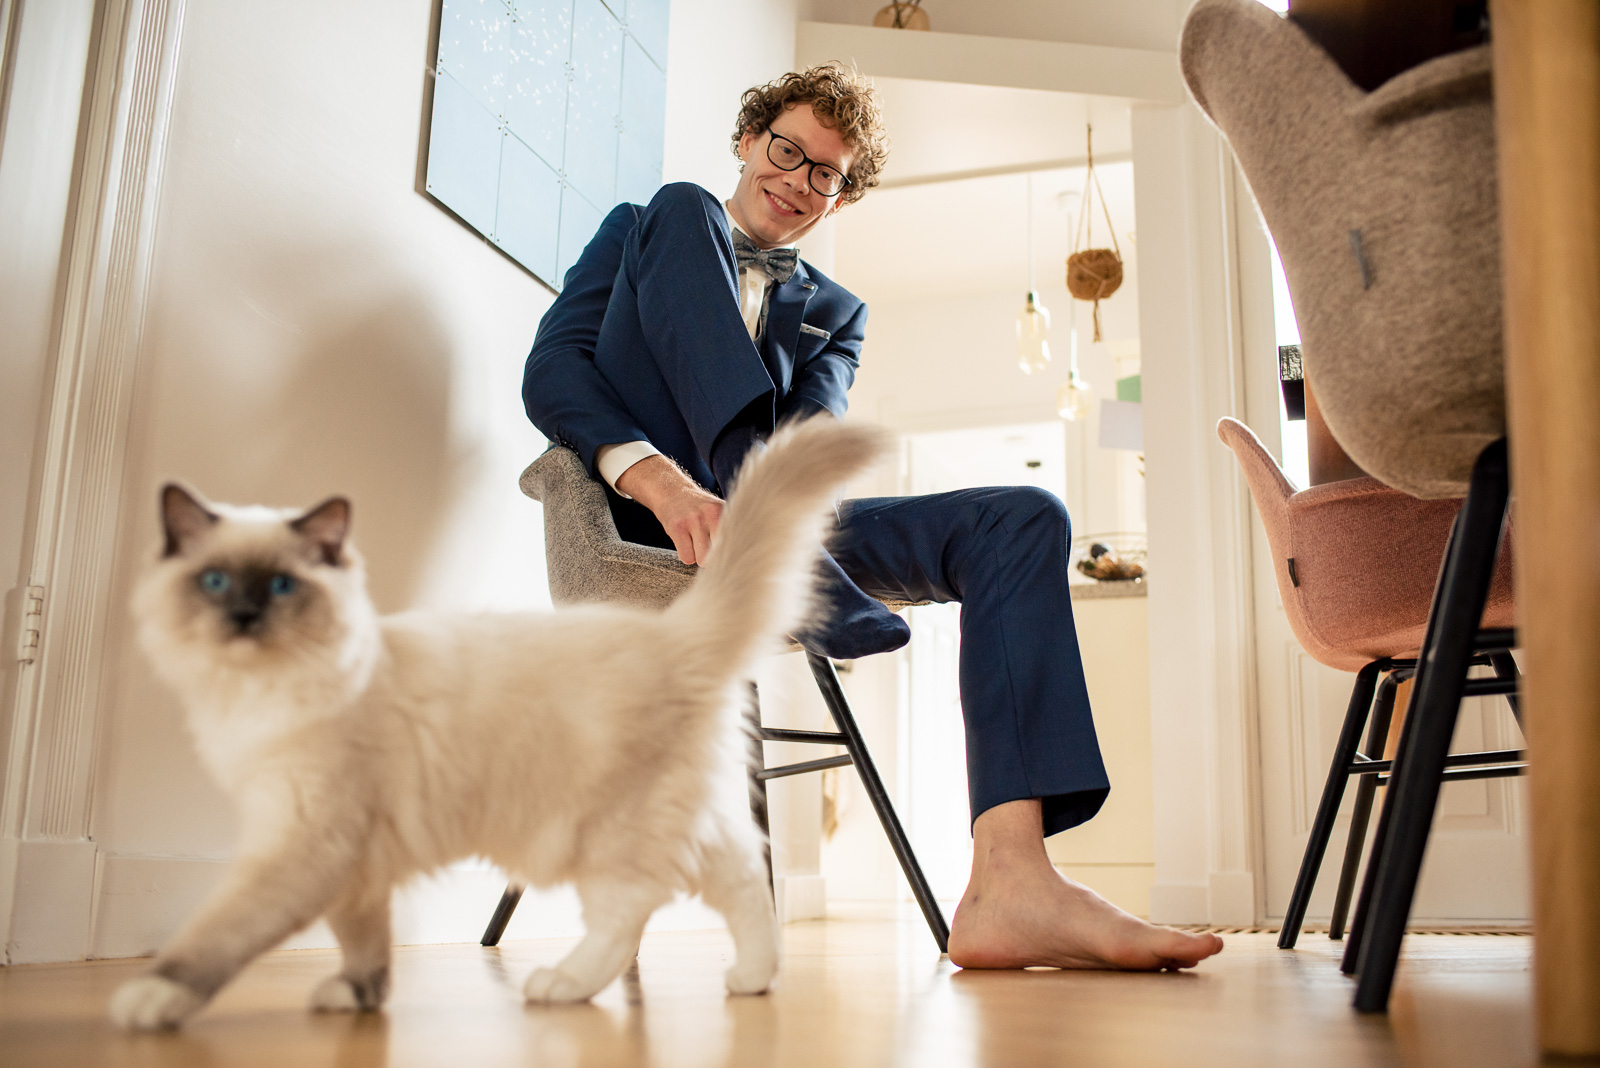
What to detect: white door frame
<box><xmin>796</xmin><ymin>22</ymin><xmax>1271</xmax><ymax>927</ymax></box>
<box><xmin>0</xmin><ymin>0</ymin><xmax>184</xmax><ymax>964</ymax></box>
<box><xmin>1134</xmin><ymin>104</ymin><xmax>1272</xmax><ymax>926</ymax></box>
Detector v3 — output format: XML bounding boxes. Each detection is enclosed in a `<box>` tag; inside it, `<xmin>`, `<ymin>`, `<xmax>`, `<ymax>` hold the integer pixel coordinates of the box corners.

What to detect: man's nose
<box><xmin>780</xmin><ymin>167</ymin><xmax>811</xmax><ymax>198</ymax></box>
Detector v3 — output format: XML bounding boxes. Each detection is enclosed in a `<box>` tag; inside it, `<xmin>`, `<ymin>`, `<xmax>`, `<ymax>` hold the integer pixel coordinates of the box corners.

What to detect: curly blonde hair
<box><xmin>730</xmin><ymin>63</ymin><xmax>889</xmax><ymax>207</ymax></box>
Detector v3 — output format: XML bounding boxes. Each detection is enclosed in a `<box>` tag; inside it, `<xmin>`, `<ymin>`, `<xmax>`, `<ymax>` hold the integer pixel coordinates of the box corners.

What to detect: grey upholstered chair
<box><xmin>478</xmin><ymin>445</ymin><xmax>949</xmax><ymax>952</ymax></box>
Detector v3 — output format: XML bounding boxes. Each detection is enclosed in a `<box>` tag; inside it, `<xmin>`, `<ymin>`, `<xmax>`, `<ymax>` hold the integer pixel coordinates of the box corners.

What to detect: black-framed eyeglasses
<box><xmin>765</xmin><ymin>131</ymin><xmax>851</xmax><ymax>198</ymax></box>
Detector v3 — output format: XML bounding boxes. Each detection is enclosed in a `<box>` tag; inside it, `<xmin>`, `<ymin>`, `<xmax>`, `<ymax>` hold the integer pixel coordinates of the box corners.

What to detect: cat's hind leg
<box><xmin>523</xmin><ymin>880</ymin><xmax>669</xmax><ymax>1005</ymax></box>
<box><xmin>309</xmin><ymin>885</ymin><xmax>392</xmax><ymax>1013</ymax></box>
<box><xmin>697</xmin><ymin>818</ymin><xmax>778</xmax><ymax>996</ymax></box>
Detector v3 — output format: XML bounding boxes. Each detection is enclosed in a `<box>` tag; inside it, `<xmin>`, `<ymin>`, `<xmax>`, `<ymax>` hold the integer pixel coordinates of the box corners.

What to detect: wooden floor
<box><xmin>0</xmin><ymin>908</ymin><xmax>1538</xmax><ymax>1067</ymax></box>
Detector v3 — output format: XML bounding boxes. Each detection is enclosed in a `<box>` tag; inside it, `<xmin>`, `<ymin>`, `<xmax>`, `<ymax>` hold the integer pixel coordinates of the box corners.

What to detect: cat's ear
<box><xmin>290</xmin><ymin>497</ymin><xmax>351</xmax><ymax>566</ymax></box>
<box><xmin>161</xmin><ymin>483</ymin><xmax>219</xmax><ymax>558</ymax></box>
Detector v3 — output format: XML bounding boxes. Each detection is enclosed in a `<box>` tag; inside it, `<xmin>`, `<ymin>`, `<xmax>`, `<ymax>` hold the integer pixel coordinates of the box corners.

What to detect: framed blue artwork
<box><xmin>425</xmin><ymin>0</ymin><xmax>669</xmax><ymax>290</ymax></box>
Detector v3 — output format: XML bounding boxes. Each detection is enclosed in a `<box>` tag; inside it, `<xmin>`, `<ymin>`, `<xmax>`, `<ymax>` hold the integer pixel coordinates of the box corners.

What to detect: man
<box><xmin>523</xmin><ymin>63</ymin><xmax>1222</xmax><ymax>971</ymax></box>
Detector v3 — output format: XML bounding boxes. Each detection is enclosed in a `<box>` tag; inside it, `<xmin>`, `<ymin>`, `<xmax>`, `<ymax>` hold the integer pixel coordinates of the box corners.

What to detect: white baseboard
<box><xmin>1207</xmin><ymin>870</ymin><xmax>1257</xmax><ymax>927</ymax></box>
<box><xmin>1147</xmin><ymin>882</ymin><xmax>1209</xmax><ymax>926</ymax></box>
<box><xmin>2</xmin><ymin>839</ymin><xmax>97</xmax><ymax>964</ymax></box>
<box><xmin>92</xmin><ymin>854</ymin><xmax>228</xmax><ymax>958</ymax></box>
<box><xmin>775</xmin><ymin>874</ymin><xmax>825</xmax><ymax>923</ymax></box>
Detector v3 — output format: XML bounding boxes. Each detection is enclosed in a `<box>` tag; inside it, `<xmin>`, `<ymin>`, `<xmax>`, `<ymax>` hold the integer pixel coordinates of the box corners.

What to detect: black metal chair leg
<box><xmin>744</xmin><ymin>681</ymin><xmax>774</xmax><ymax>896</ymax></box>
<box><xmin>1279</xmin><ymin>660</ymin><xmax>1387</xmax><ymax>949</ymax></box>
<box><xmin>1340</xmin><ymin>709</ymin><xmax>1406</xmax><ymax>974</ymax></box>
<box><xmin>1353</xmin><ymin>440</ymin><xmax>1510</xmax><ymax>1012</ymax></box>
<box><xmin>1329</xmin><ymin>670</ymin><xmax>1405</xmax><ymax>940</ymax></box>
<box><xmin>1489</xmin><ymin>651</ymin><xmax>1523</xmax><ymax>728</ymax></box>
<box><xmin>481</xmin><ymin>885</ymin><xmax>525</xmax><ymax>947</ymax></box>
<box><xmin>806</xmin><ymin>652</ymin><xmax>950</xmax><ymax>954</ymax></box>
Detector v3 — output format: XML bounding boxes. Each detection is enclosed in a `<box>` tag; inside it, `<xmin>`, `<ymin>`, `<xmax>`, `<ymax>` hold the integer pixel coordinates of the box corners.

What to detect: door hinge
<box><xmin>18</xmin><ymin>585</ymin><xmax>44</xmax><ymax>664</ymax></box>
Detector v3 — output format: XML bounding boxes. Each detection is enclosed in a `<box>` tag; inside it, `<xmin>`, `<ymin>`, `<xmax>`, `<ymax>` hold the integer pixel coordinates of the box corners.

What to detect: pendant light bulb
<box><xmin>1057</xmin><ymin>370</ymin><xmax>1093</xmax><ymax>421</ymax></box>
<box><xmin>1017</xmin><ymin>291</ymin><xmax>1051</xmax><ymax>375</ymax></box>
<box><xmin>1016</xmin><ymin>174</ymin><xmax>1050</xmax><ymax>375</ymax></box>
<box><xmin>1058</xmin><ymin>290</ymin><xmax>1092</xmax><ymax>421</ymax></box>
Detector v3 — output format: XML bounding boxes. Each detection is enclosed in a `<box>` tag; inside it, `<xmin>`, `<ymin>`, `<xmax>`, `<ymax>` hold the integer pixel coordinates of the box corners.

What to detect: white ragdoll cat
<box><xmin>110</xmin><ymin>418</ymin><xmax>885</xmax><ymax>1030</ymax></box>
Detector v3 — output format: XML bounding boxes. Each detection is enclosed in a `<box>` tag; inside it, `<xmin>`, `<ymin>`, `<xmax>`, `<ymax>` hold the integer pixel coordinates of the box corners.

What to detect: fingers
<box><xmin>690</xmin><ymin>522</ymin><xmax>715</xmax><ymax>564</ymax></box>
<box><xmin>670</xmin><ymin>531</ymin><xmax>697</xmax><ymax>566</ymax></box>
<box><xmin>670</xmin><ymin>506</ymin><xmax>721</xmax><ymax>565</ymax></box>
<box><xmin>694</xmin><ymin>500</ymin><xmax>722</xmax><ymax>562</ymax></box>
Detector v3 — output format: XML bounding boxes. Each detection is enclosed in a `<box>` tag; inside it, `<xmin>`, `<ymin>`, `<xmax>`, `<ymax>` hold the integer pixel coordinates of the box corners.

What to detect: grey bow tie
<box><xmin>731</xmin><ymin>229</ymin><xmax>798</xmax><ymax>284</ymax></box>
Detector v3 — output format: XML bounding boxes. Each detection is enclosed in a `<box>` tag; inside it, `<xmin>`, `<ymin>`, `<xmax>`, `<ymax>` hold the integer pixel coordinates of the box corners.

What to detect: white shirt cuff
<box><xmin>596</xmin><ymin>440</ymin><xmax>662</xmax><ymax>498</ymax></box>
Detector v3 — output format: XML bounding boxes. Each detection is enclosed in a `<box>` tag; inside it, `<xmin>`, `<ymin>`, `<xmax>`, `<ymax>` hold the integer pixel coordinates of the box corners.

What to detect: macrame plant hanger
<box><xmin>1066</xmin><ymin>124</ymin><xmax>1124</xmax><ymax>343</ymax></box>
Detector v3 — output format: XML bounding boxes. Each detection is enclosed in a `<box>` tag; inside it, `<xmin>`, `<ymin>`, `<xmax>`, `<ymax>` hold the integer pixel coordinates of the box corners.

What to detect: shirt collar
<box><xmin>724</xmin><ymin>202</ymin><xmax>798</xmax><ymax>251</ymax></box>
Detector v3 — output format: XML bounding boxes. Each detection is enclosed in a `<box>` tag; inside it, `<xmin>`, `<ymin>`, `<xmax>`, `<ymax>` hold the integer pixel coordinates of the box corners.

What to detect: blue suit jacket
<box><xmin>521</xmin><ymin>193</ymin><xmax>867</xmax><ymax>494</ymax></box>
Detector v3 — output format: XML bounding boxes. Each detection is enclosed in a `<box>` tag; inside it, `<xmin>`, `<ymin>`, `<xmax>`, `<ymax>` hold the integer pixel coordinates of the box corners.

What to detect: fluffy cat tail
<box><xmin>665</xmin><ymin>417</ymin><xmax>890</xmax><ymax>679</ymax></box>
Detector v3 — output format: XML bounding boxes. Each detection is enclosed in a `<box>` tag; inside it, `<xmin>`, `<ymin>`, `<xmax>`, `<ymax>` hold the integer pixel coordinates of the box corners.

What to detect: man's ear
<box><xmin>290</xmin><ymin>496</ymin><xmax>351</xmax><ymax>566</ymax></box>
<box><xmin>161</xmin><ymin>483</ymin><xmax>219</xmax><ymax>558</ymax></box>
<box><xmin>736</xmin><ymin>127</ymin><xmax>758</xmax><ymax>164</ymax></box>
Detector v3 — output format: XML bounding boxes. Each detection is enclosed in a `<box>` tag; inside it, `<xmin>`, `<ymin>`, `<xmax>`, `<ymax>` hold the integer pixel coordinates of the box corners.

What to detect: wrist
<box><xmin>615</xmin><ymin>454</ymin><xmax>706</xmax><ymax>512</ymax></box>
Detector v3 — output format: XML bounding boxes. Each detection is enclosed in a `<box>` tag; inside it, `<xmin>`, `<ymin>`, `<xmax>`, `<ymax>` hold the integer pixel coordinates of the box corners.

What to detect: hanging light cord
<box><xmin>1026</xmin><ymin>172</ymin><xmax>1036</xmax><ymax>297</ymax></box>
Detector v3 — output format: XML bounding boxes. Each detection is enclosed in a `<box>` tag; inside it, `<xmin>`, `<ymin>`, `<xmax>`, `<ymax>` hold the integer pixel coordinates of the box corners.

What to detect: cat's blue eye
<box><xmin>268</xmin><ymin>573</ymin><xmax>297</xmax><ymax>597</ymax></box>
<box><xmin>198</xmin><ymin>570</ymin><xmax>230</xmax><ymax>594</ymax></box>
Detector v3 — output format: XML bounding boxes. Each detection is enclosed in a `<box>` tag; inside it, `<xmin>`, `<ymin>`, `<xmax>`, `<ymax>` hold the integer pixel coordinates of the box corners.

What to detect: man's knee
<box><xmin>994</xmin><ymin>486</ymin><xmax>1072</xmax><ymax>541</ymax></box>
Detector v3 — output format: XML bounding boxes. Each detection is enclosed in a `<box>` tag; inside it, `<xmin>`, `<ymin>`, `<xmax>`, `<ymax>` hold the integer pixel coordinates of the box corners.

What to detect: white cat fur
<box><xmin>110</xmin><ymin>418</ymin><xmax>886</xmax><ymax>1030</ymax></box>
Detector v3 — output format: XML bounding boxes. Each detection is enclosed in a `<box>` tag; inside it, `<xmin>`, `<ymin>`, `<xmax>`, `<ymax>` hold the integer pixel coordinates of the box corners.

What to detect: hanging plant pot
<box><xmin>1067</xmin><ymin>248</ymin><xmax>1124</xmax><ymax>302</ymax></box>
<box><xmin>873</xmin><ymin>2</ymin><xmax>930</xmax><ymax>30</ymax></box>
<box><xmin>1067</xmin><ymin>124</ymin><xmax>1124</xmax><ymax>342</ymax></box>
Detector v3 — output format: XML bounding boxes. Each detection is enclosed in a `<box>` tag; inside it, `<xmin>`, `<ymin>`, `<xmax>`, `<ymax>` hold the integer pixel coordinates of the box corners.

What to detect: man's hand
<box><xmin>615</xmin><ymin>454</ymin><xmax>724</xmax><ymax>565</ymax></box>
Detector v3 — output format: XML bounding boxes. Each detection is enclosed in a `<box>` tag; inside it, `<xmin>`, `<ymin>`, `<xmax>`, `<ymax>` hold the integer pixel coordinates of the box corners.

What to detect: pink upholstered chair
<box><xmin>1217</xmin><ymin>418</ymin><xmax>1517</xmax><ymax>945</ymax></box>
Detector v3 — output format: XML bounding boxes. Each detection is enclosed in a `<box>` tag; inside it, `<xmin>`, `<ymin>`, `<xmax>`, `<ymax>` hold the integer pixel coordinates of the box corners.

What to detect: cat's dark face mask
<box><xmin>192</xmin><ymin>565</ymin><xmax>300</xmax><ymax>638</ymax></box>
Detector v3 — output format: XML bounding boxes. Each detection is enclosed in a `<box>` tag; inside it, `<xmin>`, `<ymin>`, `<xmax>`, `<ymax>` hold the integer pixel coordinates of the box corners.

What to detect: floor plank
<box><xmin>0</xmin><ymin>909</ymin><xmax>1537</xmax><ymax>1067</ymax></box>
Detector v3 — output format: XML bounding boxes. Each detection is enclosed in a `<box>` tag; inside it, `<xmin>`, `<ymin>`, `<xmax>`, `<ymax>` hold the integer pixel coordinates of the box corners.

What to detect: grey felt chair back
<box><xmin>1181</xmin><ymin>0</ymin><xmax>1502</xmax><ymax>499</ymax></box>
<box><xmin>519</xmin><ymin>446</ymin><xmax>696</xmax><ymax>610</ymax></box>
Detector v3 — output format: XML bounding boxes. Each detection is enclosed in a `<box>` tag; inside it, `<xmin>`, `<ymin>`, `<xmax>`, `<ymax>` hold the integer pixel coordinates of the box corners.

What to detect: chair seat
<box><xmin>1218</xmin><ymin>419</ymin><xmax>1513</xmax><ymax>672</ymax></box>
<box><xmin>520</xmin><ymin>446</ymin><xmax>926</xmax><ymax>617</ymax></box>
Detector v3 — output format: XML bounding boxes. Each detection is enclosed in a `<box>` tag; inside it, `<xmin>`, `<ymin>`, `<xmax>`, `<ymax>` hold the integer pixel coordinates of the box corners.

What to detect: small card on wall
<box><xmin>1098</xmin><ymin>399</ymin><xmax>1143</xmax><ymax>451</ymax></box>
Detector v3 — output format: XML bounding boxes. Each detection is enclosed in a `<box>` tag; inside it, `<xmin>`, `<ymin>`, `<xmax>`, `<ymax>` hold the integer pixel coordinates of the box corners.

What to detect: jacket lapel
<box><xmin>760</xmin><ymin>261</ymin><xmax>817</xmax><ymax>400</ymax></box>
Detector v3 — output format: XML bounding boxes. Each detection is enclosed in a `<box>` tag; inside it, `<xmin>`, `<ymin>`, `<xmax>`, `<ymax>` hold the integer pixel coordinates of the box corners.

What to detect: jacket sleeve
<box><xmin>521</xmin><ymin>203</ymin><xmax>655</xmax><ymax>477</ymax></box>
<box><xmin>777</xmin><ymin>298</ymin><xmax>864</xmax><ymax>423</ymax></box>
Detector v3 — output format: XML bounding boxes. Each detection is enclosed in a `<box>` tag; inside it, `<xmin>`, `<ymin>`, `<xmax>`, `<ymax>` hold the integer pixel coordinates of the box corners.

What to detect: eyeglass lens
<box><xmin>766</xmin><ymin>134</ymin><xmax>846</xmax><ymax>196</ymax></box>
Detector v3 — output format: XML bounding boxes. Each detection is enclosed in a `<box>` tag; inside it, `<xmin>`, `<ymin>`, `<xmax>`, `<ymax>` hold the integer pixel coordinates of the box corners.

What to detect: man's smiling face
<box><xmin>727</xmin><ymin>103</ymin><xmax>855</xmax><ymax>250</ymax></box>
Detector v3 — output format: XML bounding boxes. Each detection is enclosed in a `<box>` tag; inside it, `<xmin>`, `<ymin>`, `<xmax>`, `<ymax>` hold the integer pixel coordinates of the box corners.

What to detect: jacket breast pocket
<box><xmin>795</xmin><ymin>332</ymin><xmax>831</xmax><ymax>363</ymax></box>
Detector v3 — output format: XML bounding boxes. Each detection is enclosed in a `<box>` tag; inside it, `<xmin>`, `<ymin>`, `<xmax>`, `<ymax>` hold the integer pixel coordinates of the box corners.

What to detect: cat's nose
<box><xmin>229</xmin><ymin>608</ymin><xmax>264</xmax><ymax>633</ymax></box>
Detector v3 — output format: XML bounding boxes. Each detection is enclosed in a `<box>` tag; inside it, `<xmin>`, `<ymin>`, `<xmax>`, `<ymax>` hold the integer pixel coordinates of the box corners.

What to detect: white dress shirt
<box><xmin>595</xmin><ymin>204</ymin><xmax>795</xmax><ymax>496</ymax></box>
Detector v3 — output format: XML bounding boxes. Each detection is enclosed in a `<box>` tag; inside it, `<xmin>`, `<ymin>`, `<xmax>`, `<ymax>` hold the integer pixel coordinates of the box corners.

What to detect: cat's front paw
<box><xmin>523</xmin><ymin>966</ymin><xmax>600</xmax><ymax>1005</ymax></box>
<box><xmin>724</xmin><ymin>956</ymin><xmax>776</xmax><ymax>996</ymax></box>
<box><xmin>109</xmin><ymin>975</ymin><xmax>207</xmax><ymax>1030</ymax></box>
<box><xmin>309</xmin><ymin>970</ymin><xmax>388</xmax><ymax>1013</ymax></box>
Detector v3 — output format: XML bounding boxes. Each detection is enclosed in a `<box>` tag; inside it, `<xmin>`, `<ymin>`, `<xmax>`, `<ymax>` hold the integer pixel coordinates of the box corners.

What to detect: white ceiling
<box><xmin>865</xmin><ymin>76</ymin><xmax>1133</xmax><ymax>187</ymax></box>
<box><xmin>830</xmin><ymin>78</ymin><xmax>1137</xmax><ymax>305</ymax></box>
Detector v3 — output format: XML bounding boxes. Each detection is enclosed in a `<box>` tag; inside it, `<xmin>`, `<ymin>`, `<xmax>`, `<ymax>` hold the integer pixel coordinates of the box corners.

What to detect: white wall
<box><xmin>2</xmin><ymin>0</ymin><xmax>808</xmax><ymax>963</ymax></box>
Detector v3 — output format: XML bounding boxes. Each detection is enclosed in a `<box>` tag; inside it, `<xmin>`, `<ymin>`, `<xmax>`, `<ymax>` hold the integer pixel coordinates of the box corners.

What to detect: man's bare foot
<box><xmin>947</xmin><ymin>799</ymin><xmax>1224</xmax><ymax>972</ymax></box>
